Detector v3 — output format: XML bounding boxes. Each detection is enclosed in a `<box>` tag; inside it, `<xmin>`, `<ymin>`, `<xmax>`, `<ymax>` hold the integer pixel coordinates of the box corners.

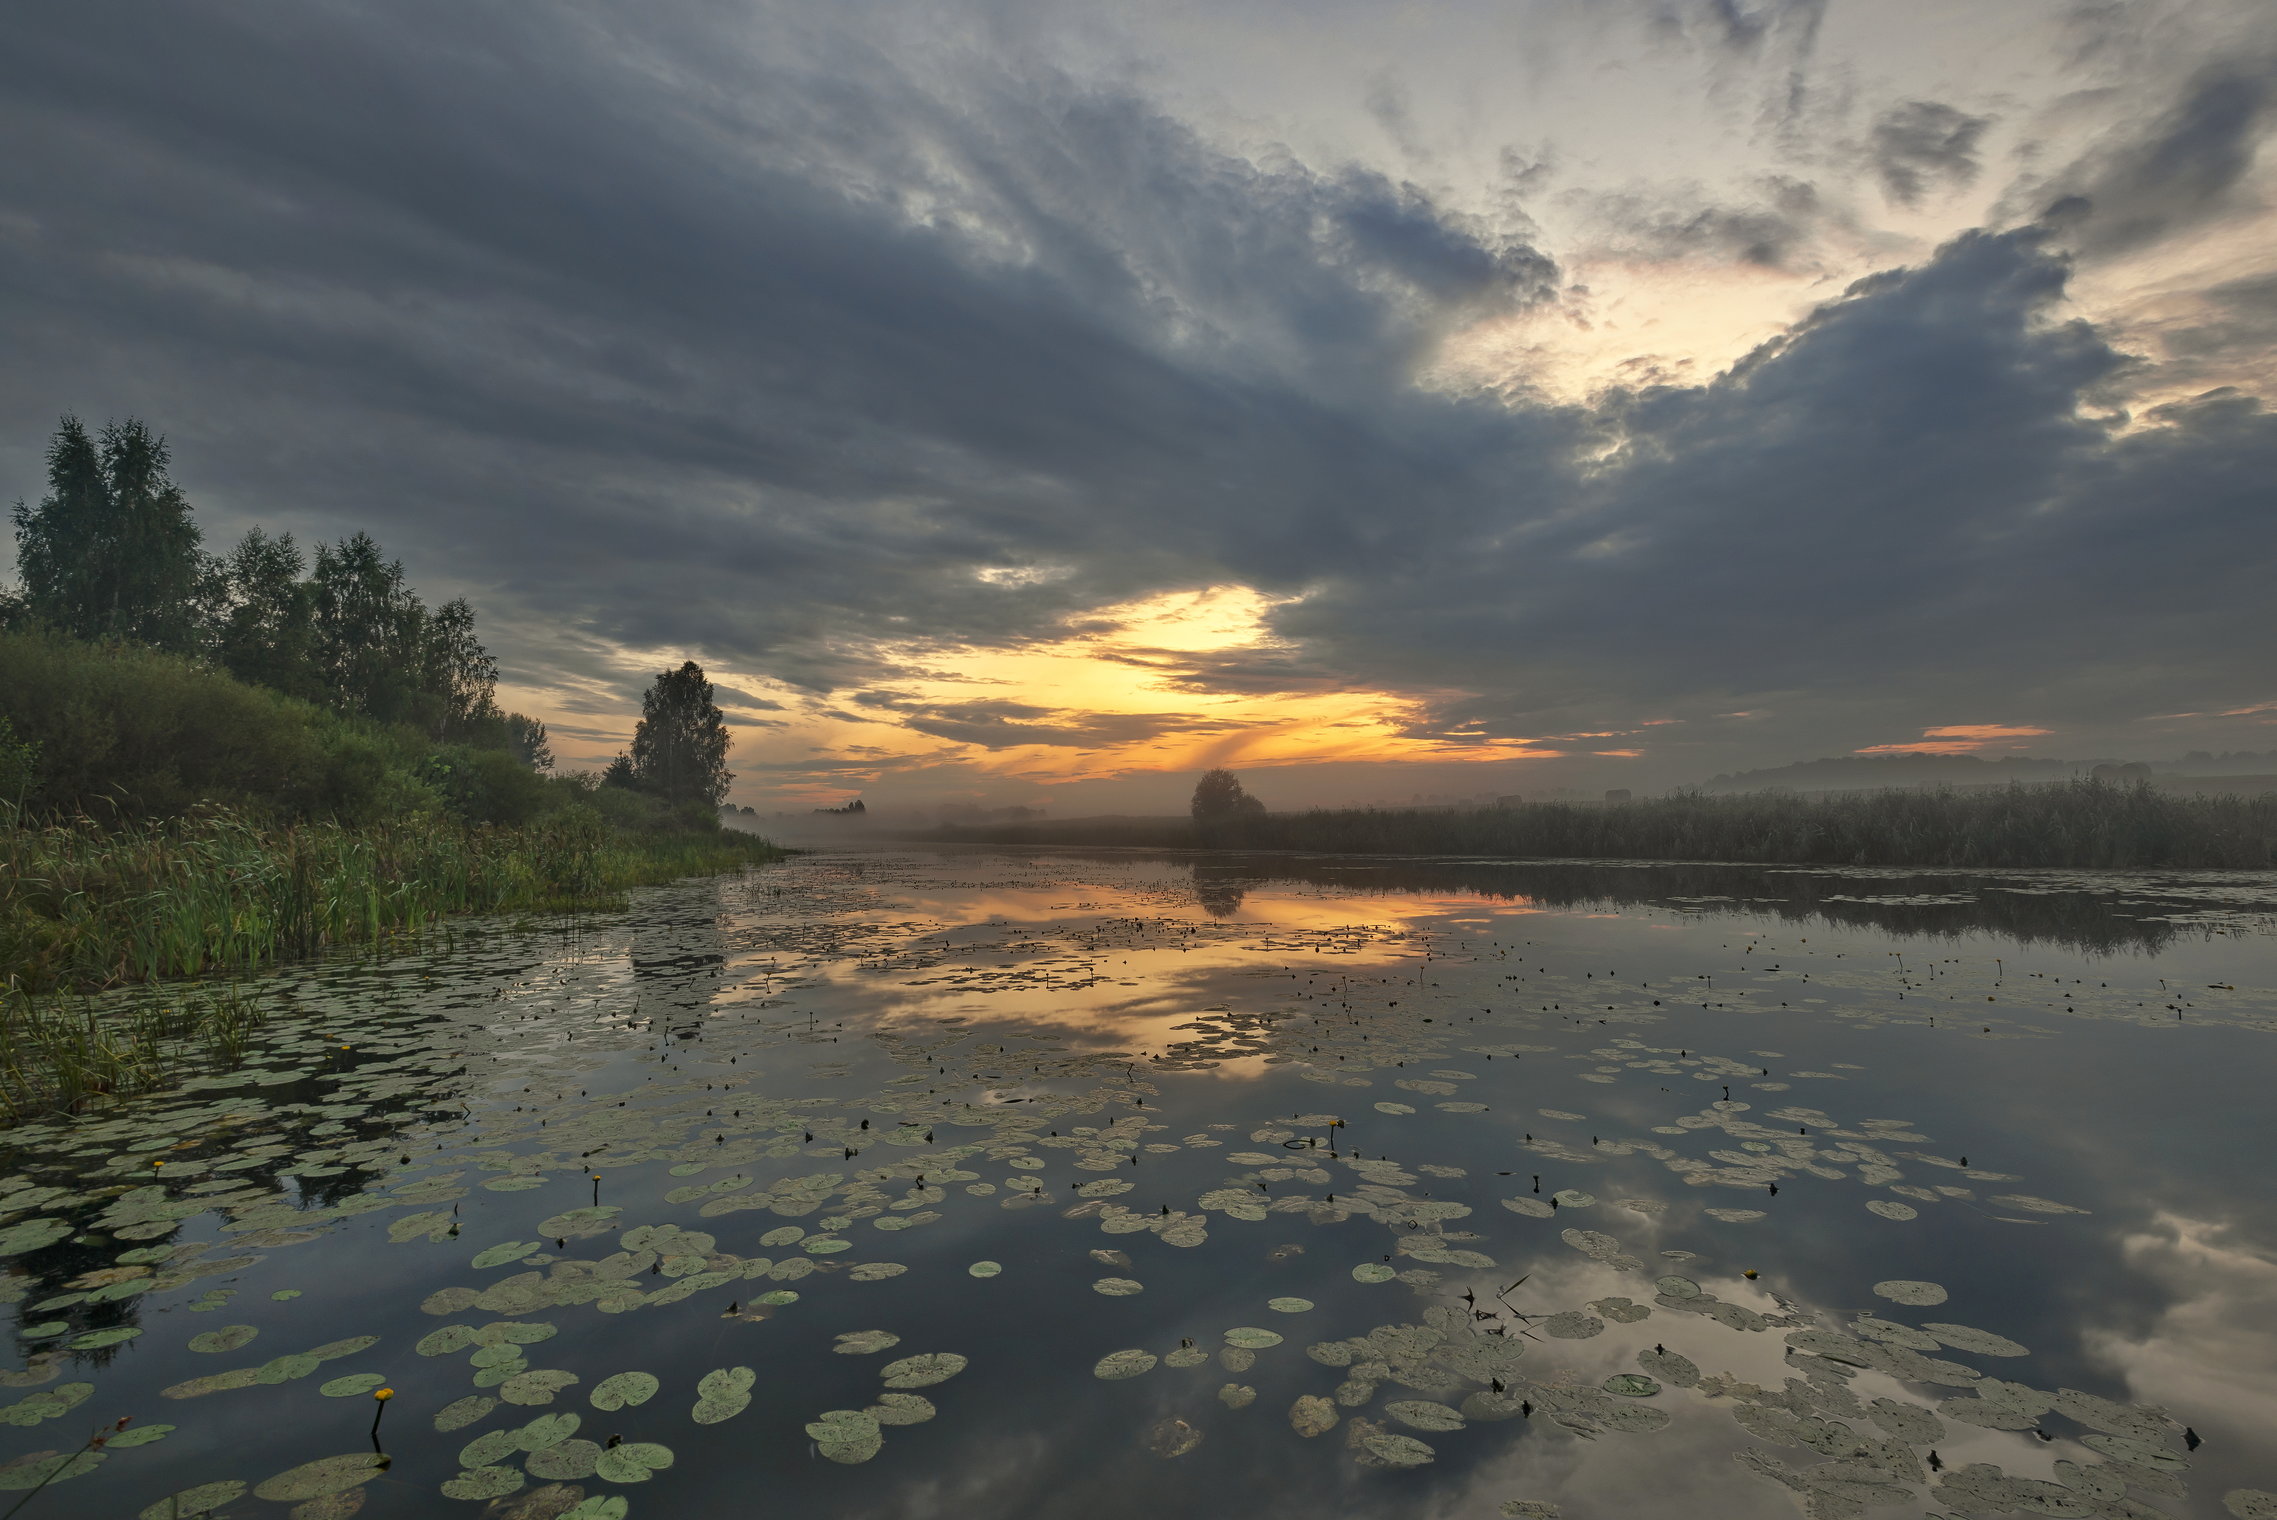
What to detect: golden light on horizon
<box><xmin>715</xmin><ymin>583</ymin><xmax>1572</xmax><ymax>802</ymax></box>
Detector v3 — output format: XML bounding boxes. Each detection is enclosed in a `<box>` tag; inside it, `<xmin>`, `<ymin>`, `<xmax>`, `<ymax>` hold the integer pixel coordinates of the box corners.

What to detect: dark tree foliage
<box><xmin>12</xmin><ymin>417</ymin><xmax>207</xmax><ymax>649</ymax></box>
<box><xmin>8</xmin><ymin>415</ymin><xmax>549</xmax><ymax>773</ymax></box>
<box><xmin>507</xmin><ymin>714</ymin><xmax>554</xmax><ymax>772</ymax></box>
<box><xmin>213</xmin><ymin>528</ymin><xmax>321</xmax><ymax>701</ymax></box>
<box><xmin>629</xmin><ymin>662</ymin><xmax>733</xmax><ymax>807</ymax></box>
<box><xmin>1190</xmin><ymin>767</ymin><xmax>1265</xmax><ymax>821</ymax></box>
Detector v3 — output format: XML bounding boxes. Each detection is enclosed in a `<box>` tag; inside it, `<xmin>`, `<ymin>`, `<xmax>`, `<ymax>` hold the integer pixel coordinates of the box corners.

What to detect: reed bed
<box><xmin>926</xmin><ymin>781</ymin><xmax>2277</xmax><ymax>870</ymax></box>
<box><xmin>1</xmin><ymin>803</ymin><xmax>777</xmax><ymax>997</ymax></box>
<box><xmin>0</xmin><ymin>980</ymin><xmax>270</xmax><ymax>1124</ymax></box>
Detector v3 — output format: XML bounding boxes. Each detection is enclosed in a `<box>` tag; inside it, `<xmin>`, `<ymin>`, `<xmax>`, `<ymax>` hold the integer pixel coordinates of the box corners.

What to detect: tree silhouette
<box><xmin>12</xmin><ymin>416</ymin><xmax>207</xmax><ymax>648</ymax></box>
<box><xmin>1190</xmin><ymin>768</ymin><xmax>1265</xmax><ymax>821</ymax></box>
<box><xmin>630</xmin><ymin>662</ymin><xmax>733</xmax><ymax>806</ymax></box>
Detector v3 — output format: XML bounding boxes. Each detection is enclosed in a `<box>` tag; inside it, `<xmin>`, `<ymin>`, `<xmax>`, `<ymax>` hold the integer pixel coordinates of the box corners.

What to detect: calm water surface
<box><xmin>5</xmin><ymin>847</ymin><xmax>2275</xmax><ymax>1519</ymax></box>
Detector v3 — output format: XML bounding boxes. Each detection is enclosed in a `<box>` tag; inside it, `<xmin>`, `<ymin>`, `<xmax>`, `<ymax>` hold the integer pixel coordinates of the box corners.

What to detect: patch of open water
<box><xmin>3</xmin><ymin>846</ymin><xmax>2274</xmax><ymax>1519</ymax></box>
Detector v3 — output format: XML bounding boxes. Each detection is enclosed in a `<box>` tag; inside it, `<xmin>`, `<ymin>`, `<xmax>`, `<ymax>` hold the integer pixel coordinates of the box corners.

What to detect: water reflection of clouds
<box><xmin>2090</xmin><ymin>1211</ymin><xmax>2277</xmax><ymax>1452</ymax></box>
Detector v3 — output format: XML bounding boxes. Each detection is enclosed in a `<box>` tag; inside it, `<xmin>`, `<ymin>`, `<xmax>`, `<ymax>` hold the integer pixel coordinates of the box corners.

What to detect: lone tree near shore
<box><xmin>1191</xmin><ymin>768</ymin><xmax>1265</xmax><ymax>822</ymax></box>
<box><xmin>628</xmin><ymin>661</ymin><xmax>733</xmax><ymax>807</ymax></box>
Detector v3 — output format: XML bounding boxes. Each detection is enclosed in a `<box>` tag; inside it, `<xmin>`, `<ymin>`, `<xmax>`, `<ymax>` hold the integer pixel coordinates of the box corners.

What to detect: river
<box><xmin>3</xmin><ymin>846</ymin><xmax>2273</xmax><ymax>1519</ymax></box>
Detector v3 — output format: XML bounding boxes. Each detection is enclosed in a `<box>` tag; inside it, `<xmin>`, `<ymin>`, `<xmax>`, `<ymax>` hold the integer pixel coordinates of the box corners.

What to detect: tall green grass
<box><xmin>926</xmin><ymin>781</ymin><xmax>2277</xmax><ymax>869</ymax></box>
<box><xmin>1</xmin><ymin>803</ymin><xmax>778</xmax><ymax>997</ymax></box>
<box><xmin>0</xmin><ymin>980</ymin><xmax>269</xmax><ymax>1124</ymax></box>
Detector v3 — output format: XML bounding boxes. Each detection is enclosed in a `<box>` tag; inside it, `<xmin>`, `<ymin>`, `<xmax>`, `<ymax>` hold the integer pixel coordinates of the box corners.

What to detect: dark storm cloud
<box><xmin>2050</xmin><ymin>64</ymin><xmax>2276</xmax><ymax>253</ymax></box>
<box><xmin>1869</xmin><ymin>101</ymin><xmax>1992</xmax><ymax>207</ymax></box>
<box><xmin>1</xmin><ymin>0</ymin><xmax>2274</xmax><ymax>784</ymax></box>
<box><xmin>1583</xmin><ymin>176</ymin><xmax>1835</xmax><ymax>268</ymax></box>
<box><xmin>1270</xmin><ymin>223</ymin><xmax>2277</xmax><ymax>751</ymax></box>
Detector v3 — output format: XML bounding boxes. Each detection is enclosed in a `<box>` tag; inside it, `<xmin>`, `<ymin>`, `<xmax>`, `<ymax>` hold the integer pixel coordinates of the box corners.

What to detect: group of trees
<box><xmin>9</xmin><ymin>416</ymin><xmax>521</xmax><ymax>748</ymax></box>
<box><xmin>5</xmin><ymin>414</ymin><xmax>736</xmax><ymax>816</ymax></box>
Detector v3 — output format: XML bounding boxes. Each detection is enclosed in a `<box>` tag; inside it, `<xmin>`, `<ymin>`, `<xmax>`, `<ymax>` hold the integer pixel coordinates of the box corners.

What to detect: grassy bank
<box><xmin>1</xmin><ymin>804</ymin><xmax>774</xmax><ymax>996</ymax></box>
<box><xmin>924</xmin><ymin>781</ymin><xmax>2277</xmax><ymax>869</ymax></box>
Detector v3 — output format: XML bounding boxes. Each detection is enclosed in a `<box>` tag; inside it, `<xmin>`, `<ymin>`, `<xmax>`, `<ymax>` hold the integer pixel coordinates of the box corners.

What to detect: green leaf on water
<box><xmin>68</xmin><ymin>1326</ymin><xmax>141</xmax><ymax>1349</ymax></box>
<box><xmin>1223</xmin><ymin>1327</ymin><xmax>1283</xmax><ymax>1349</ymax></box>
<box><xmin>1093</xmin><ymin>1349</ymin><xmax>1157</xmax><ymax>1380</ymax></box>
<box><xmin>0</xmin><ymin>1448</ymin><xmax>104</xmax><ymax>1491</ymax></box>
<box><xmin>849</xmin><ymin>1262</ymin><xmax>907</xmax><ymax>1281</ymax></box>
<box><xmin>1287</xmin><ymin>1395</ymin><xmax>1338</xmax><ymax>1437</ymax></box>
<box><xmin>139</xmin><ymin>1480</ymin><xmax>246</xmax><ymax>1519</ymax></box>
<box><xmin>592</xmin><ymin>1440</ymin><xmax>673</xmax><ymax>1483</ymax></box>
<box><xmin>1603</xmin><ymin>1374</ymin><xmax>1661</xmax><ymax>1398</ymax></box>
<box><xmin>440</xmin><ymin>1465</ymin><xmax>525</xmax><ymax>1501</ymax></box>
<box><xmin>833</xmin><ymin>1329</ymin><xmax>901</xmax><ymax>1355</ymax></box>
<box><xmin>588</xmin><ymin>1372</ymin><xmax>659</xmax><ymax>1411</ymax></box>
<box><xmin>501</xmin><ymin>1369</ymin><xmax>579</xmax><ymax>1405</ymax></box>
<box><xmin>517</xmin><ymin>1411</ymin><xmax>582</xmax><ymax>1452</ymax></box>
<box><xmin>805</xmin><ymin>1409</ymin><xmax>882</xmax><ymax>1464</ymax></box>
<box><xmin>106</xmin><ymin>1423</ymin><xmax>174</xmax><ymax>1448</ymax></box>
<box><xmin>564</xmin><ymin>1497</ymin><xmax>628</xmax><ymax>1520</ymax></box>
<box><xmin>693</xmin><ymin>1365</ymin><xmax>755</xmax><ymax>1424</ymax></box>
<box><xmin>967</xmin><ymin>1261</ymin><xmax>1002</xmax><ymax>1277</ymax></box>
<box><xmin>472</xmin><ymin>1241</ymin><xmax>543</xmax><ymax>1269</ymax></box>
<box><xmin>525</xmin><ymin>1439</ymin><xmax>602</xmax><ymax>1481</ymax></box>
<box><xmin>434</xmin><ymin>1394</ymin><xmax>498</xmax><ymax>1431</ymax></box>
<box><xmin>1093</xmin><ymin>1277</ymin><xmax>1143</xmax><ymax>1296</ymax></box>
<box><xmin>1351</xmin><ymin>1264</ymin><xmax>1396</xmax><ymax>1283</ymax></box>
<box><xmin>867</xmin><ymin>1391</ymin><xmax>936</xmax><ymax>1426</ymax></box>
<box><xmin>1872</xmin><ymin>1279</ymin><xmax>1948</xmax><ymax>1306</ymax></box>
<box><xmin>1267</xmin><ymin>1297</ymin><xmax>1313</xmax><ymax>1313</ymax></box>
<box><xmin>189</xmin><ymin>1324</ymin><xmax>258</xmax><ymax>1354</ymax></box>
<box><xmin>755</xmin><ymin>1290</ymin><xmax>800</xmax><ymax>1306</ymax></box>
<box><xmin>319</xmin><ymin>1373</ymin><xmax>389</xmax><ymax>1397</ymax></box>
<box><xmin>252</xmin><ymin>1452</ymin><xmax>391</xmax><ymax>1502</ymax></box>
<box><xmin>880</xmin><ymin>1351</ymin><xmax>968</xmax><ymax>1388</ymax></box>
<box><xmin>1384</xmin><ymin>1400</ymin><xmax>1465</xmax><ymax>1431</ymax></box>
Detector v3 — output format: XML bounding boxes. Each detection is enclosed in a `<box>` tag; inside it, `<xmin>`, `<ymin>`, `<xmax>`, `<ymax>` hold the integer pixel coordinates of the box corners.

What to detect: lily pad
<box><xmin>1223</xmin><ymin>1327</ymin><xmax>1283</xmax><ymax>1349</ymax></box>
<box><xmin>189</xmin><ymin>1325</ymin><xmax>259</xmax><ymax>1354</ymax></box>
<box><xmin>834</xmin><ymin>1330</ymin><xmax>901</xmax><ymax>1355</ymax></box>
<box><xmin>500</xmin><ymin>1369</ymin><xmax>579</xmax><ymax>1405</ymax></box>
<box><xmin>1358</xmin><ymin>1430</ymin><xmax>1435</xmax><ymax>1467</ymax></box>
<box><xmin>1603</xmin><ymin>1374</ymin><xmax>1661</xmax><ymax>1397</ymax></box>
<box><xmin>440</xmin><ymin>1466</ymin><xmax>524</xmax><ymax>1501</ymax></box>
<box><xmin>1094</xmin><ymin>1349</ymin><xmax>1158</xmax><ymax>1380</ymax></box>
<box><xmin>1352</xmin><ymin>1263</ymin><xmax>1397</xmax><ymax>1283</ymax></box>
<box><xmin>867</xmin><ymin>1391</ymin><xmax>936</xmax><ymax>1426</ymax></box>
<box><xmin>253</xmin><ymin>1452</ymin><xmax>391</xmax><ymax>1503</ymax></box>
<box><xmin>693</xmin><ymin>1365</ymin><xmax>755</xmax><ymax>1424</ymax></box>
<box><xmin>1267</xmin><ymin>1297</ymin><xmax>1314</xmax><ymax>1313</ymax></box>
<box><xmin>968</xmin><ymin>1261</ymin><xmax>1002</xmax><ymax>1277</ymax></box>
<box><xmin>517</xmin><ymin>1411</ymin><xmax>582</xmax><ymax>1451</ymax></box>
<box><xmin>1384</xmin><ymin>1399</ymin><xmax>1466</xmax><ymax>1431</ymax></box>
<box><xmin>1872</xmin><ymin>1279</ymin><xmax>1948</xmax><ymax>1306</ymax></box>
<box><xmin>1922</xmin><ymin>1322</ymin><xmax>2028</xmax><ymax>1357</ymax></box>
<box><xmin>525</xmin><ymin>1439</ymin><xmax>602</xmax><ymax>1481</ymax></box>
<box><xmin>806</xmin><ymin>1409</ymin><xmax>882</xmax><ymax>1464</ymax></box>
<box><xmin>68</xmin><ymin>1326</ymin><xmax>142</xmax><ymax>1350</ymax></box>
<box><xmin>140</xmin><ymin>1481</ymin><xmax>247</xmax><ymax>1518</ymax></box>
<box><xmin>435</xmin><ymin>1395</ymin><xmax>497</xmax><ymax>1431</ymax></box>
<box><xmin>1093</xmin><ymin>1277</ymin><xmax>1144</xmax><ymax>1296</ymax></box>
<box><xmin>1288</xmin><ymin>1394</ymin><xmax>1339</xmax><ymax>1436</ymax></box>
<box><xmin>849</xmin><ymin>1263</ymin><xmax>907</xmax><ymax>1282</ymax></box>
<box><xmin>473</xmin><ymin>1241</ymin><xmax>544</xmax><ymax>1270</ymax></box>
<box><xmin>880</xmin><ymin>1352</ymin><xmax>967</xmax><ymax>1388</ymax></box>
<box><xmin>535</xmin><ymin>1207</ymin><xmax>620</xmax><ymax>1240</ymax></box>
<box><xmin>319</xmin><ymin>1373</ymin><xmax>390</xmax><ymax>1397</ymax></box>
<box><xmin>592</xmin><ymin>1441</ymin><xmax>673</xmax><ymax>1484</ymax></box>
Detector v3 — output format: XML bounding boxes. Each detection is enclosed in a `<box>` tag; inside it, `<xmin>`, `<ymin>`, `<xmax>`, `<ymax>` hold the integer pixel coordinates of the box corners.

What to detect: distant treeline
<box><xmin>923</xmin><ymin>782</ymin><xmax>2277</xmax><ymax>870</ymax></box>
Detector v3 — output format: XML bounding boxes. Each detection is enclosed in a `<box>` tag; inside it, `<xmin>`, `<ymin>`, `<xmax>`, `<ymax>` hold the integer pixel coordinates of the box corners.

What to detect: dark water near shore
<box><xmin>4</xmin><ymin>847</ymin><xmax>2275</xmax><ymax>1520</ymax></box>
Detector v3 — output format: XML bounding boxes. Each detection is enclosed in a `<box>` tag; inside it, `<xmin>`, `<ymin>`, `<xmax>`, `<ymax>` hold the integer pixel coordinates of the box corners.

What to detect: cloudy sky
<box><xmin>5</xmin><ymin>0</ymin><xmax>2275</xmax><ymax>811</ymax></box>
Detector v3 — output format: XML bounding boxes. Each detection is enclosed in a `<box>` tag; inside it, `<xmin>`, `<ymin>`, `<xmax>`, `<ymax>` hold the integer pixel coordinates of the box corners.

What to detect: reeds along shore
<box><xmin>0</xmin><ymin>804</ymin><xmax>777</xmax><ymax>1122</ymax></box>
<box><xmin>925</xmin><ymin>781</ymin><xmax>2277</xmax><ymax>870</ymax></box>
<box><xmin>0</xmin><ymin>803</ymin><xmax>776</xmax><ymax>997</ymax></box>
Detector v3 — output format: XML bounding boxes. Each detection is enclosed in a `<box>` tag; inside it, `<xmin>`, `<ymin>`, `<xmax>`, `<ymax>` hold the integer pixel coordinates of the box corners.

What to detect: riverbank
<box><xmin>920</xmin><ymin>780</ymin><xmax>2277</xmax><ymax>869</ymax></box>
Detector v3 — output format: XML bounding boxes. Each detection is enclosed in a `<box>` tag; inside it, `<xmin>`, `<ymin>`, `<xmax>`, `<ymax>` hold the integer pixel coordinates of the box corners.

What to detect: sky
<box><xmin>4</xmin><ymin>0</ymin><xmax>2276</xmax><ymax>813</ymax></box>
